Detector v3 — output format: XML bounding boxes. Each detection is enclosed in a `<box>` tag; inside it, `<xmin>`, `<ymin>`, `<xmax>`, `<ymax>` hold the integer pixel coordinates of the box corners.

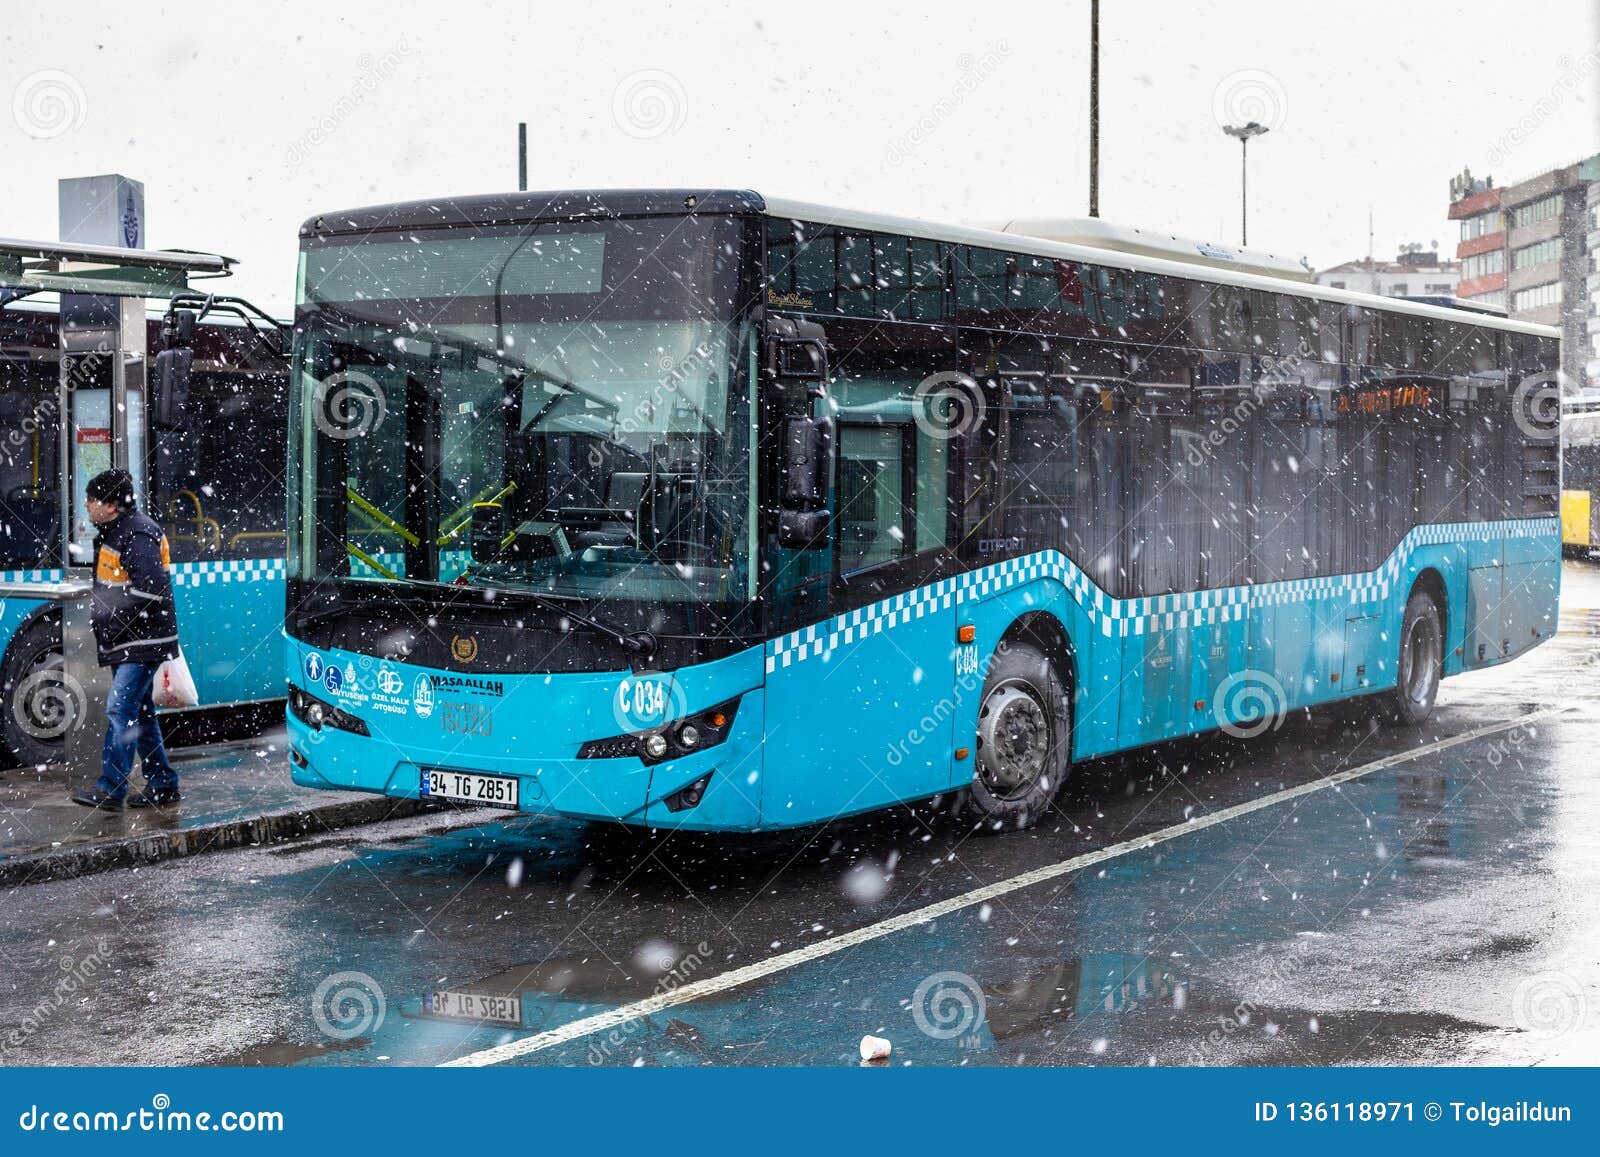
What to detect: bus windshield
<box><xmin>291</xmin><ymin>215</ymin><xmax>756</xmax><ymax>634</ymax></box>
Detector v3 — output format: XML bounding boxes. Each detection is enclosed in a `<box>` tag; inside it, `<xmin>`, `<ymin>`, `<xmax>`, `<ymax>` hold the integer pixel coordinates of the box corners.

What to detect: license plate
<box><xmin>421</xmin><ymin>989</ymin><xmax>523</xmax><ymax>1026</ymax></box>
<box><xmin>421</xmin><ymin>768</ymin><xmax>519</xmax><ymax>809</ymax></box>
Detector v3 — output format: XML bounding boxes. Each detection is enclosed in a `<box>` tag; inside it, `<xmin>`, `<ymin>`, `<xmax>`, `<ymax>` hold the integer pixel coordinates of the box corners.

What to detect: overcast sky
<box><xmin>4</xmin><ymin>0</ymin><xmax>1598</xmax><ymax>312</ymax></box>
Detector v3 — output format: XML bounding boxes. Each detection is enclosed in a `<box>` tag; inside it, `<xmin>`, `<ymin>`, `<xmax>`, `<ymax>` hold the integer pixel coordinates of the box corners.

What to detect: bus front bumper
<box><xmin>286</xmin><ymin>690</ymin><xmax>766</xmax><ymax>831</ymax></box>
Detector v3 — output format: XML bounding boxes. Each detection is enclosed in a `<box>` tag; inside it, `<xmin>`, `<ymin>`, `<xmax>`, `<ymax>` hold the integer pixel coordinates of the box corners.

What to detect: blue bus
<box><xmin>0</xmin><ymin>242</ymin><xmax>288</xmax><ymax>764</ymax></box>
<box><xmin>284</xmin><ymin>191</ymin><xmax>1561</xmax><ymax>832</ymax></box>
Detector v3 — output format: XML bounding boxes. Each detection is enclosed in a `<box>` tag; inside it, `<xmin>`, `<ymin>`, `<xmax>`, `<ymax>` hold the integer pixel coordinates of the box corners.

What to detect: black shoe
<box><xmin>70</xmin><ymin>787</ymin><xmax>125</xmax><ymax>811</ymax></box>
<box><xmin>127</xmin><ymin>787</ymin><xmax>181</xmax><ymax>809</ymax></box>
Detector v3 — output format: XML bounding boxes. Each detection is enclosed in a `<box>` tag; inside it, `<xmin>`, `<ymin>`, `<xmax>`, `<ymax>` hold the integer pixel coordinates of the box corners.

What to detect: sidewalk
<box><xmin>0</xmin><ymin>727</ymin><xmax>435</xmax><ymax>887</ymax></box>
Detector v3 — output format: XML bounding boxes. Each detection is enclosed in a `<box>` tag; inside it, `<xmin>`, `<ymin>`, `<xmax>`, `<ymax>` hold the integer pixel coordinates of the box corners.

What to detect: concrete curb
<box><xmin>0</xmin><ymin>796</ymin><xmax>441</xmax><ymax>889</ymax></box>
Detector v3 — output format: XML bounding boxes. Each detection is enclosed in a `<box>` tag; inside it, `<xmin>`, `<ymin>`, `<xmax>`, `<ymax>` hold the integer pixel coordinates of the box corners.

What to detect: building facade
<box><xmin>1448</xmin><ymin>157</ymin><xmax>1598</xmax><ymax>391</ymax></box>
<box><xmin>1586</xmin><ymin>157</ymin><xmax>1600</xmax><ymax>388</ymax></box>
<box><xmin>1315</xmin><ymin>248</ymin><xmax>1460</xmax><ymax>299</ymax></box>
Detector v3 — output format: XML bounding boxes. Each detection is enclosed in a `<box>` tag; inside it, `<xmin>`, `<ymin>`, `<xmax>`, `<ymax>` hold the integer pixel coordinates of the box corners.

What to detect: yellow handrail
<box><xmin>347</xmin><ymin>543</ymin><xmax>397</xmax><ymax>580</ymax></box>
<box><xmin>164</xmin><ymin>489</ymin><xmax>221</xmax><ymax>549</ymax></box>
<box><xmin>345</xmin><ymin>486</ymin><xmax>419</xmax><ymax>546</ymax></box>
<box><xmin>438</xmin><ymin>481</ymin><xmax>516</xmax><ymax>544</ymax></box>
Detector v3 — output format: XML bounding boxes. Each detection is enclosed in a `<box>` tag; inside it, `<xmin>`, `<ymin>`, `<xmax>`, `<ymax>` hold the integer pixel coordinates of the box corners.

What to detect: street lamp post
<box><xmin>1089</xmin><ymin>0</ymin><xmax>1099</xmax><ymax>218</ymax></box>
<box><xmin>1223</xmin><ymin>120</ymin><xmax>1268</xmax><ymax>246</ymax></box>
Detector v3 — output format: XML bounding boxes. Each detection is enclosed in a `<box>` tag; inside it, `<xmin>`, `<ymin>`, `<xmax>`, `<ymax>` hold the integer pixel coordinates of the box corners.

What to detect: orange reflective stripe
<box><xmin>159</xmin><ymin>536</ymin><xmax>171</xmax><ymax>568</ymax></box>
<box><xmin>96</xmin><ymin>546</ymin><xmax>128</xmax><ymax>584</ymax></box>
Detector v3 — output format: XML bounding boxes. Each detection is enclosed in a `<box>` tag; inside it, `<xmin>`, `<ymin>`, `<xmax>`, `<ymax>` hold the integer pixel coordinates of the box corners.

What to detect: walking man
<box><xmin>69</xmin><ymin>469</ymin><xmax>183</xmax><ymax>810</ymax></box>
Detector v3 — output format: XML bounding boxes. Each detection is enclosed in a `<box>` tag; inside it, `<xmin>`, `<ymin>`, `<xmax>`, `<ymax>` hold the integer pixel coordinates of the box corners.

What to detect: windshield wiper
<box><xmin>513</xmin><ymin>589</ymin><xmax>660</xmax><ymax>660</ymax></box>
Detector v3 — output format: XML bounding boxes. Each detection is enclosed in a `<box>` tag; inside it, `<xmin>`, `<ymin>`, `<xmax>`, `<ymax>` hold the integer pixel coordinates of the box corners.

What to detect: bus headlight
<box><xmin>577</xmin><ymin>697</ymin><xmax>741</xmax><ymax>764</ymax></box>
<box><xmin>287</xmin><ymin>684</ymin><xmax>370</xmax><ymax>736</ymax></box>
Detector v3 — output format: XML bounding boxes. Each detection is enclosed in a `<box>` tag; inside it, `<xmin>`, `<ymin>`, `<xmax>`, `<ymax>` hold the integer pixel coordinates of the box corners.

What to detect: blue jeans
<box><xmin>95</xmin><ymin>662</ymin><xmax>177</xmax><ymax>799</ymax></box>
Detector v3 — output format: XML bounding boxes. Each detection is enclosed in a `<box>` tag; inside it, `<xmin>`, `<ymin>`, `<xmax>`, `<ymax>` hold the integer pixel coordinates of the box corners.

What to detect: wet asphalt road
<box><xmin>2</xmin><ymin>566</ymin><xmax>1599</xmax><ymax>1068</ymax></box>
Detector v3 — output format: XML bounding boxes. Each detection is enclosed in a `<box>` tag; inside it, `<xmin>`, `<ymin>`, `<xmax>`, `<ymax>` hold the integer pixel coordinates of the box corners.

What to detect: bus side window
<box><xmin>0</xmin><ymin>359</ymin><xmax>63</xmax><ymax>570</ymax></box>
<box><xmin>152</xmin><ymin>371</ymin><xmax>289</xmax><ymax>562</ymax></box>
<box><xmin>836</xmin><ymin>424</ymin><xmax>913</xmax><ymax>575</ymax></box>
<box><xmin>819</xmin><ymin>314</ymin><xmax>959</xmax><ymax>561</ymax></box>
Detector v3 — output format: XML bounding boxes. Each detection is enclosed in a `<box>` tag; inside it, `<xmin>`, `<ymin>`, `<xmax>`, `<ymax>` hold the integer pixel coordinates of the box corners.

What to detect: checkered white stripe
<box><xmin>349</xmin><ymin>551</ymin><xmax>404</xmax><ymax>579</ymax></box>
<box><xmin>763</xmin><ymin>518</ymin><xmax>1558</xmax><ymax>674</ymax></box>
<box><xmin>2</xmin><ymin>561</ymin><xmax>286</xmax><ymax>591</ymax></box>
<box><xmin>347</xmin><ymin>549</ymin><xmax>471</xmax><ymax>580</ymax></box>
<box><xmin>0</xmin><ymin>568</ymin><xmax>66</xmax><ymax>585</ymax></box>
<box><xmin>170</xmin><ymin>557</ymin><xmax>286</xmax><ymax>588</ymax></box>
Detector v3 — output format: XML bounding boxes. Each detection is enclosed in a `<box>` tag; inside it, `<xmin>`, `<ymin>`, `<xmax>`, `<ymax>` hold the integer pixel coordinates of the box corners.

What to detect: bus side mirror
<box><xmin>768</xmin><ymin>317</ymin><xmax>833</xmax><ymax>550</ymax></box>
<box><xmin>151</xmin><ymin>347</ymin><xmax>194</xmax><ymax>430</ymax></box>
<box><xmin>777</xmin><ymin>415</ymin><xmax>832</xmax><ymax>549</ymax></box>
<box><xmin>152</xmin><ymin>308</ymin><xmax>197</xmax><ymax>430</ymax></box>
<box><xmin>765</xmin><ymin>317</ymin><xmax>829</xmax><ymax>383</ymax></box>
<box><xmin>781</xmin><ymin>415</ymin><xmax>830</xmax><ymax>506</ymax></box>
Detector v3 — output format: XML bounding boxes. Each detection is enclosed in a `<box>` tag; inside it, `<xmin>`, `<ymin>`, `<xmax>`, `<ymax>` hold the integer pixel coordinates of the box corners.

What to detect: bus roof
<box><xmin>983</xmin><ymin>216</ymin><xmax>1314</xmax><ymax>282</ymax></box>
<box><xmin>300</xmin><ymin>190</ymin><xmax>1560</xmax><ymax>340</ymax></box>
<box><xmin>762</xmin><ymin>196</ymin><xmax>1560</xmax><ymax>340</ymax></box>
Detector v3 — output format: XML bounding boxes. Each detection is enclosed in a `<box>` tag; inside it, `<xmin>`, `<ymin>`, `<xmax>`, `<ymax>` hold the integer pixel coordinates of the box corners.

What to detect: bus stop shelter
<box><xmin>0</xmin><ymin>237</ymin><xmax>233</xmax><ymax>785</ymax></box>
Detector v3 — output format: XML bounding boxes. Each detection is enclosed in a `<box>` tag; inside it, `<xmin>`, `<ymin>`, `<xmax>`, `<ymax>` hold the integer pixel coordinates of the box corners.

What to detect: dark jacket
<box><xmin>90</xmin><ymin>508</ymin><xmax>180</xmax><ymax>667</ymax></box>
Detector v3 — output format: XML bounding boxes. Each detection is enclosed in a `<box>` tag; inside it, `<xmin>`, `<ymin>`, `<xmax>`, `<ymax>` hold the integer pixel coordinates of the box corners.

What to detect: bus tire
<box><xmin>953</xmin><ymin>641</ymin><xmax>1071</xmax><ymax>833</ymax></box>
<box><xmin>1387</xmin><ymin>590</ymin><xmax>1443</xmax><ymax>727</ymax></box>
<box><xmin>0</xmin><ymin>614</ymin><xmax>73</xmax><ymax>767</ymax></box>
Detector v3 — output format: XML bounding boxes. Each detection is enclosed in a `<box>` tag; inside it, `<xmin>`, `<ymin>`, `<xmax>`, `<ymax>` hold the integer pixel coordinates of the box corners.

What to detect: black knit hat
<box><xmin>86</xmin><ymin>468</ymin><xmax>137</xmax><ymax>509</ymax></box>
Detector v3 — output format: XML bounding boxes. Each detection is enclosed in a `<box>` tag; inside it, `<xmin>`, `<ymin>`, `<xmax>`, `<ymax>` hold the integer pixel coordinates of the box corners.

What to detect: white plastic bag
<box><xmin>153</xmin><ymin>650</ymin><xmax>199</xmax><ymax>709</ymax></box>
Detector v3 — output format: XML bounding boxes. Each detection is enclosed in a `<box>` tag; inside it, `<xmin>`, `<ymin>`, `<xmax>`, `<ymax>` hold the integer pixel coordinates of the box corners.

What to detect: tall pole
<box><xmin>1088</xmin><ymin>0</ymin><xmax>1100</xmax><ymax>217</ymax></box>
<box><xmin>1223</xmin><ymin>121</ymin><xmax>1267</xmax><ymax>247</ymax></box>
<box><xmin>518</xmin><ymin>122</ymin><xmax>528</xmax><ymax>192</ymax></box>
<box><xmin>1239</xmin><ymin>135</ymin><xmax>1248</xmax><ymax>246</ymax></box>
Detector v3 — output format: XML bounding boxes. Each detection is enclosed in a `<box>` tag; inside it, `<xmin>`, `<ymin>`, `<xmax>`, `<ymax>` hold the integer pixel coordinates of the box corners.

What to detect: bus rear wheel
<box><xmin>1388</xmin><ymin>591</ymin><xmax>1443</xmax><ymax>727</ymax></box>
<box><xmin>953</xmin><ymin>642</ymin><xmax>1071</xmax><ymax>833</ymax></box>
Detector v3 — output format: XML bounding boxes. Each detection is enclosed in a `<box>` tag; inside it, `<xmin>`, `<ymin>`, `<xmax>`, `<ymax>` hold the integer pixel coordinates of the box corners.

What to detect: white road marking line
<box><xmin>440</xmin><ymin>706</ymin><xmax>1574</xmax><ymax>1068</ymax></box>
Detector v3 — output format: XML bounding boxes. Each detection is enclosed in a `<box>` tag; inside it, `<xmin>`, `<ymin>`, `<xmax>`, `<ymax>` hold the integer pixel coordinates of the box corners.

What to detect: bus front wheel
<box><xmin>953</xmin><ymin>642</ymin><xmax>1071</xmax><ymax>833</ymax></box>
<box><xmin>0</xmin><ymin>614</ymin><xmax>73</xmax><ymax>767</ymax></box>
<box><xmin>1387</xmin><ymin>591</ymin><xmax>1443</xmax><ymax>727</ymax></box>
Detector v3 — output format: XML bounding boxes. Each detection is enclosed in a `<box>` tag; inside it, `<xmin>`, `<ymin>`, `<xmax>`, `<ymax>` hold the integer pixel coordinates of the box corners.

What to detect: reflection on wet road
<box><xmin>2</xmin><ymin>565</ymin><xmax>1598</xmax><ymax>1067</ymax></box>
